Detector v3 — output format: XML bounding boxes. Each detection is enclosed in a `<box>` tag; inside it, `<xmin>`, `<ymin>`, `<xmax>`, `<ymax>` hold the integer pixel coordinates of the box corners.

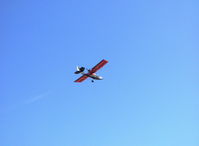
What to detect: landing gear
<box><xmin>91</xmin><ymin>80</ymin><xmax>94</xmax><ymax>83</ymax></box>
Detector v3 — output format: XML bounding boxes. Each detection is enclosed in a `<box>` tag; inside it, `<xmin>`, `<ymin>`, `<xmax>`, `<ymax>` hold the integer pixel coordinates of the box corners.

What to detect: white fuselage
<box><xmin>81</xmin><ymin>72</ymin><xmax>103</xmax><ymax>80</ymax></box>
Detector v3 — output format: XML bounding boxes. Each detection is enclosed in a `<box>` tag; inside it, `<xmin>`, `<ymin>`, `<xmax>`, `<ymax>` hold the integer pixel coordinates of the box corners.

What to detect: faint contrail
<box><xmin>0</xmin><ymin>91</ymin><xmax>51</xmax><ymax>114</ymax></box>
<box><xmin>24</xmin><ymin>91</ymin><xmax>51</xmax><ymax>104</ymax></box>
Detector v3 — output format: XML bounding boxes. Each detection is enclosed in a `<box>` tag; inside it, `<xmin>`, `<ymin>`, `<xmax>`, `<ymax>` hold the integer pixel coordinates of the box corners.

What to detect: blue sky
<box><xmin>1</xmin><ymin>0</ymin><xmax>199</xmax><ymax>146</ymax></box>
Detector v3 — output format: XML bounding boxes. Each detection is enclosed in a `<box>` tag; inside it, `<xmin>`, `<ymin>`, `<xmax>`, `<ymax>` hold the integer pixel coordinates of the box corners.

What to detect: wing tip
<box><xmin>103</xmin><ymin>59</ymin><xmax>108</xmax><ymax>62</ymax></box>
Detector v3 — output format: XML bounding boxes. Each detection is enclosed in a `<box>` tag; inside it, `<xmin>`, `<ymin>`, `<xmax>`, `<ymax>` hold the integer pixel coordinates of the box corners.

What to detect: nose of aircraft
<box><xmin>99</xmin><ymin>76</ymin><xmax>103</xmax><ymax>80</ymax></box>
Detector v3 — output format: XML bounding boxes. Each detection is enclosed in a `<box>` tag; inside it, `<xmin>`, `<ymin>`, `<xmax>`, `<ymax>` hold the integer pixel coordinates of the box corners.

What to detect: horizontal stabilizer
<box><xmin>74</xmin><ymin>66</ymin><xmax>85</xmax><ymax>74</ymax></box>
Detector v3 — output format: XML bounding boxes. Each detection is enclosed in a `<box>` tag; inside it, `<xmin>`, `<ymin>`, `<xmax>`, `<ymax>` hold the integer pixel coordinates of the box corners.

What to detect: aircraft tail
<box><xmin>74</xmin><ymin>66</ymin><xmax>85</xmax><ymax>74</ymax></box>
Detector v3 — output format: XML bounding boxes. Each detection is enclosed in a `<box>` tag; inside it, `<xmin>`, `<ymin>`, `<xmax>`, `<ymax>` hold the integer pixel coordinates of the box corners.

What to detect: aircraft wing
<box><xmin>90</xmin><ymin>59</ymin><xmax>108</xmax><ymax>73</ymax></box>
<box><xmin>74</xmin><ymin>75</ymin><xmax>88</xmax><ymax>82</ymax></box>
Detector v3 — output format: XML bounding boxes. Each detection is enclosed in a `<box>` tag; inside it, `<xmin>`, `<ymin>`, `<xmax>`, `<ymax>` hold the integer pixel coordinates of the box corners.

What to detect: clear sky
<box><xmin>1</xmin><ymin>0</ymin><xmax>199</xmax><ymax>146</ymax></box>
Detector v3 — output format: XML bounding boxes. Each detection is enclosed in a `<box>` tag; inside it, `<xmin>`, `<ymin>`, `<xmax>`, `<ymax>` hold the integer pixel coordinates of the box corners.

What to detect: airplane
<box><xmin>74</xmin><ymin>59</ymin><xmax>108</xmax><ymax>83</ymax></box>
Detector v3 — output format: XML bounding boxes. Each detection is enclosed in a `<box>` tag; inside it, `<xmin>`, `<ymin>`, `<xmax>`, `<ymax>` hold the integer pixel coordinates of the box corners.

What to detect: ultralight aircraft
<box><xmin>74</xmin><ymin>59</ymin><xmax>108</xmax><ymax>82</ymax></box>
